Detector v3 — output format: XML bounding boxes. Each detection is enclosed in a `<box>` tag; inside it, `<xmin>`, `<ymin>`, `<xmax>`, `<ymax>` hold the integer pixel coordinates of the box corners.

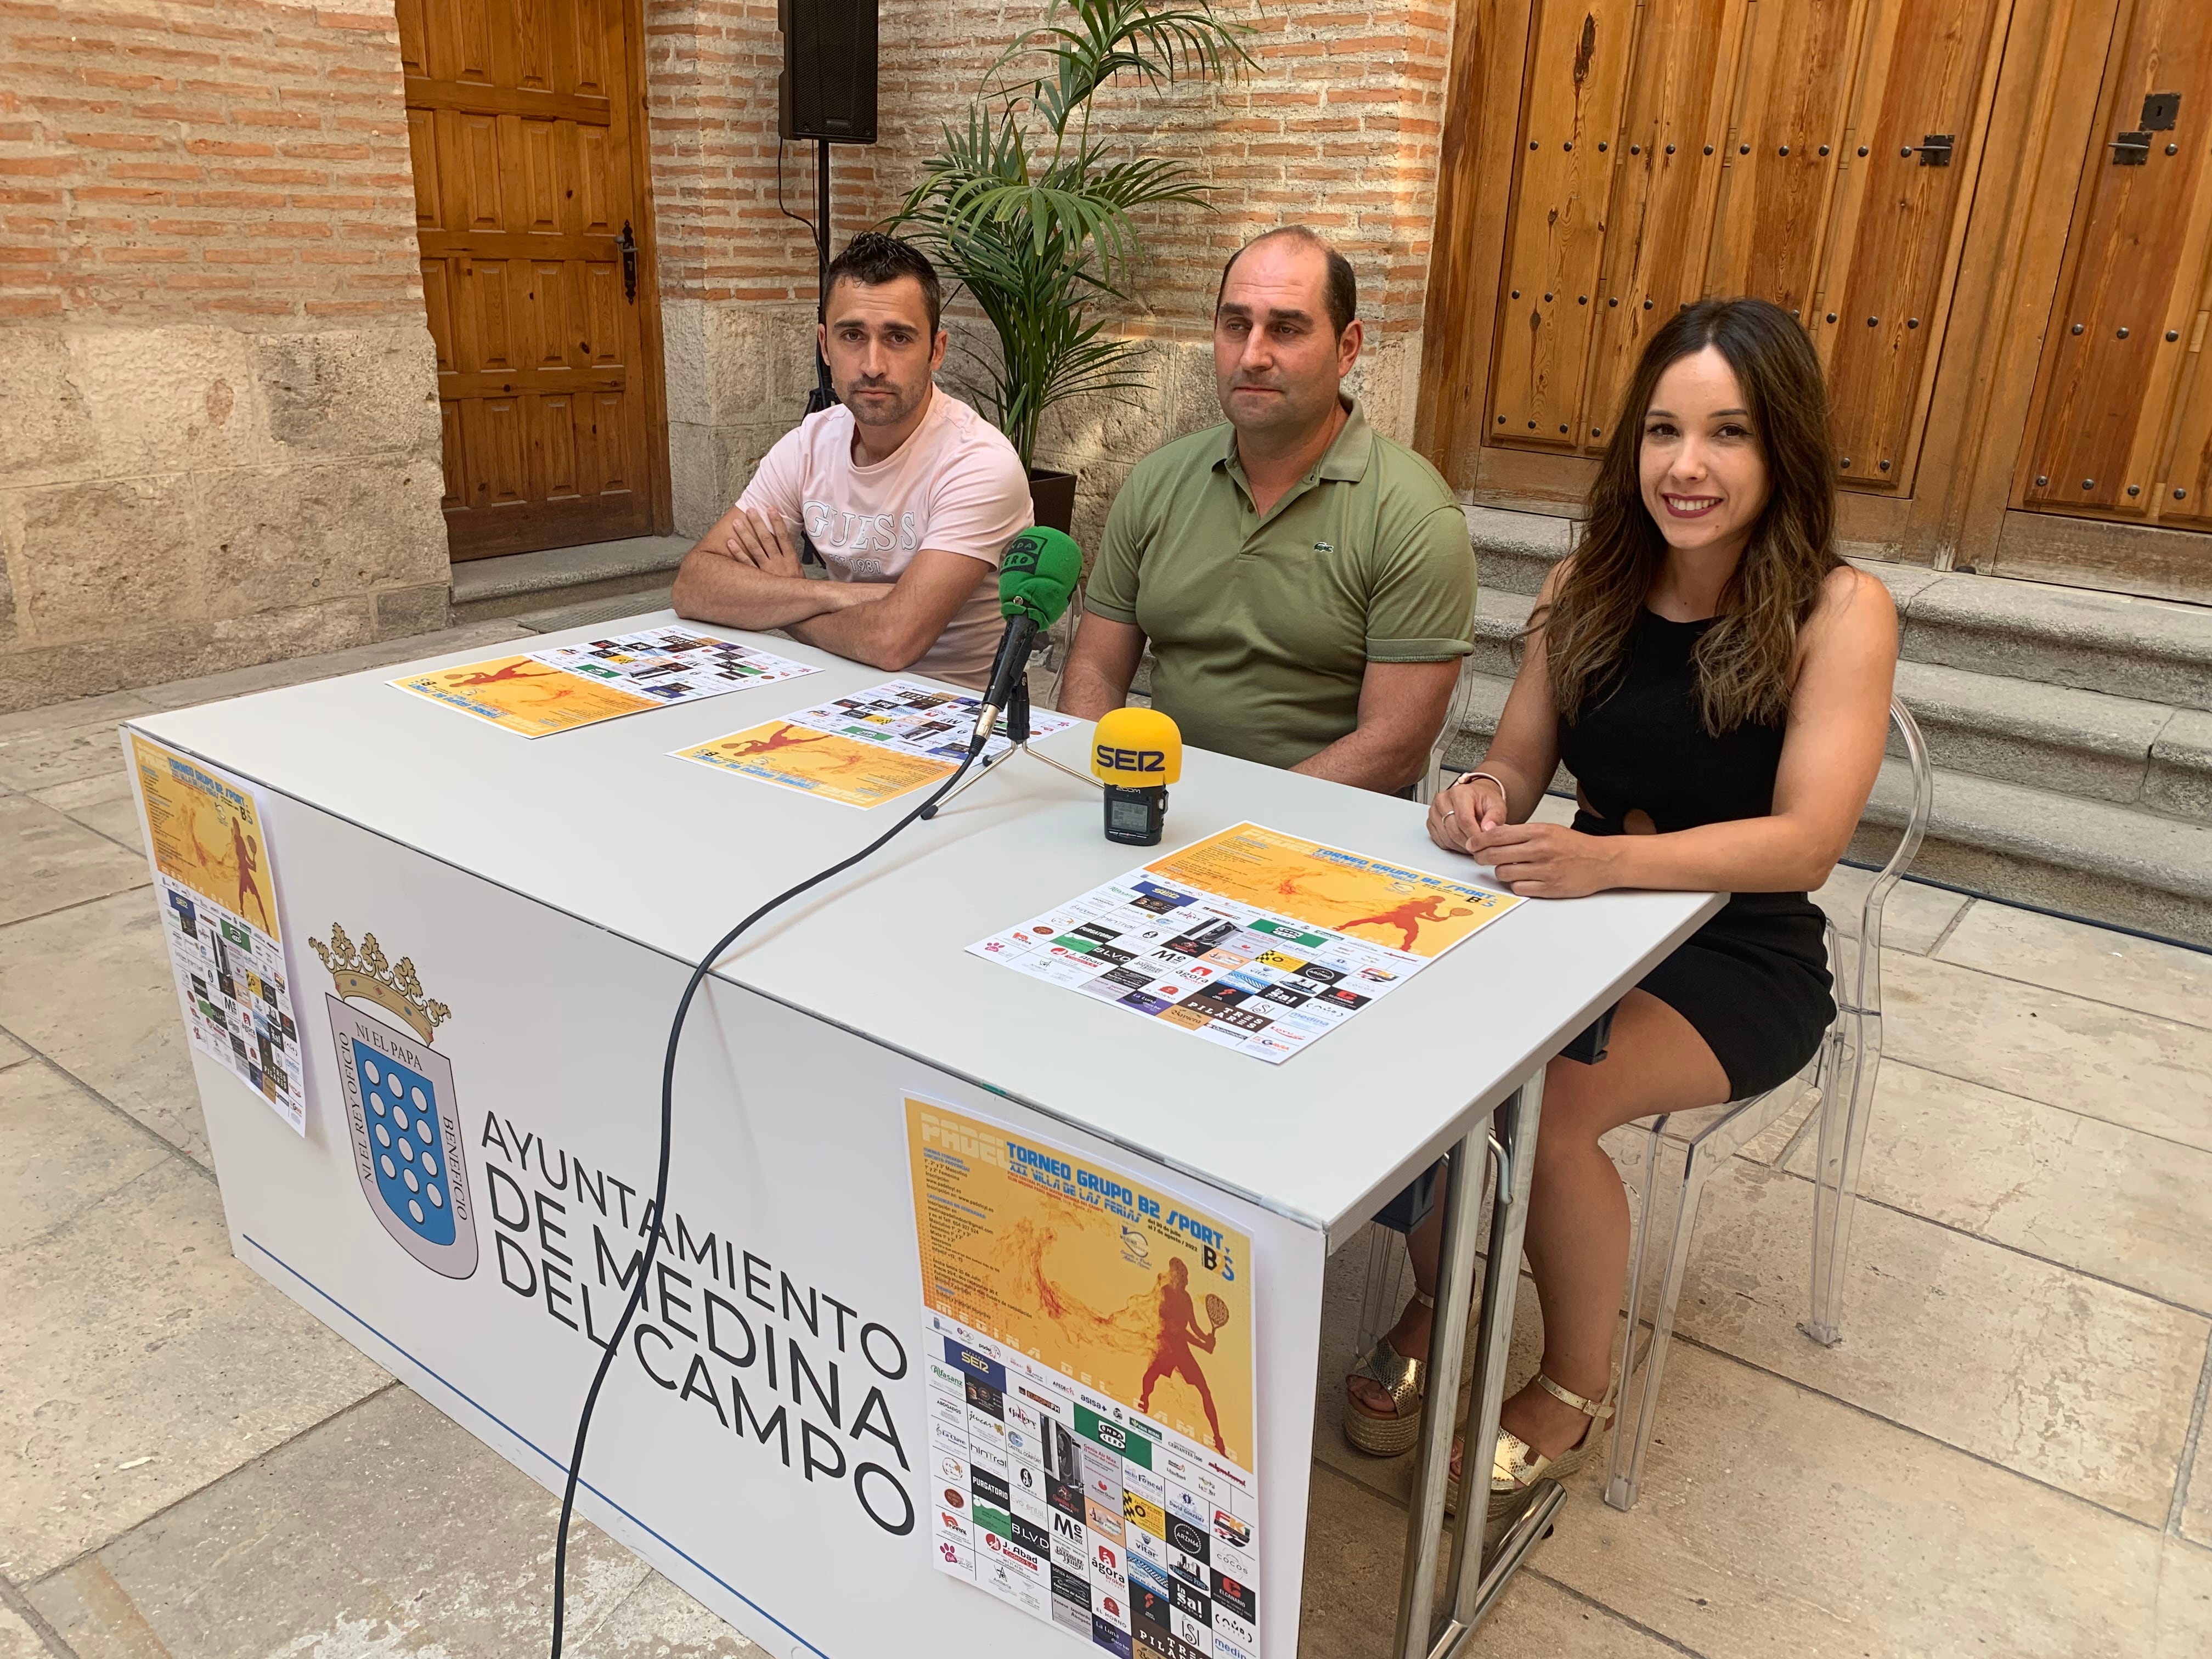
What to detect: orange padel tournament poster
<box><xmin>130</xmin><ymin>733</ymin><xmax>306</xmax><ymax>1132</ymax></box>
<box><xmin>907</xmin><ymin>1097</ymin><xmax>1262</xmax><ymax>1659</ymax></box>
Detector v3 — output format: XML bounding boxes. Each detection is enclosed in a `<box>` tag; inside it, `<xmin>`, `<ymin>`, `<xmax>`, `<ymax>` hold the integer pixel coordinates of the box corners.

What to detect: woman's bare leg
<box><xmin>1499</xmin><ymin>990</ymin><xmax>1727</xmax><ymax>1454</ymax></box>
<box><xmin>1350</xmin><ymin>990</ymin><xmax>1728</xmax><ymax>1458</ymax></box>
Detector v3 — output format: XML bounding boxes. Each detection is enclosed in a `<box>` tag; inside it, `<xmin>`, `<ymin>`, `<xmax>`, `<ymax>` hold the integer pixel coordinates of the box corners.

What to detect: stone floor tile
<box><xmin>1299</xmin><ymin>1462</ymin><xmax>1684</xmax><ymax>1659</ymax></box>
<box><xmin>1297</xmin><ymin>1463</ymin><xmax>1406</xmax><ymax>1659</ymax></box>
<box><xmin>0</xmin><ymin>1159</ymin><xmax>390</xmax><ymax>1580</ymax></box>
<box><xmin>0</xmin><ymin>1030</ymin><xmax>29</xmax><ymax>1069</ymax></box>
<box><xmin>0</xmin><ymin>720</ymin><xmax>132</xmax><ymax>795</ymax></box>
<box><xmin>133</xmin><ymin>622</ymin><xmax>529</xmax><ymax>712</ymax></box>
<box><xmin>583</xmin><ymin>1571</ymin><xmax>768</xmax><ymax>1656</ymax></box>
<box><xmin>1536</xmin><ymin>1342</ymin><xmax>2176</xmax><ymax>1659</ymax></box>
<box><xmin>0</xmin><ymin>689</ymin><xmax>155</xmax><ymax>741</ymax></box>
<box><xmin>0</xmin><ymin>890</ymin><xmax>205</xmax><ymax>1165</ymax></box>
<box><xmin>31</xmin><ymin>771</ymin><xmax>145</xmax><ymax>858</ymax></box>
<box><xmin>2158</xmin><ymin>1537</ymin><xmax>2212</xmax><ymax>1657</ymax></box>
<box><xmin>2183</xmin><ymin>1362</ymin><xmax>2212</xmax><ymax>1548</ymax></box>
<box><xmin>1655</xmin><ymin>1156</ymin><xmax>2207</xmax><ymax>1525</ymax></box>
<box><xmin>2</xmin><ymin>1061</ymin><xmax>170</xmax><ymax>1248</ymax></box>
<box><xmin>0</xmin><ymin>795</ymin><xmax>148</xmax><ymax>927</ymax></box>
<box><xmin>1881</xmin><ymin>950</ymin><xmax>2212</xmax><ymax>1152</ymax></box>
<box><xmin>0</xmin><ymin>1601</ymin><xmax>43</xmax><ymax>1659</ymax></box>
<box><xmin>1812</xmin><ymin>865</ymin><xmax>1971</xmax><ymax>953</ymax></box>
<box><xmin>24</xmin><ymin>1386</ymin><xmax>653</xmax><ymax>1659</ymax></box>
<box><xmin>1936</xmin><ymin>900</ymin><xmax>2212</xmax><ymax>1031</ymax></box>
<box><xmin>1781</xmin><ymin>1059</ymin><xmax>2212</xmax><ymax>1312</ymax></box>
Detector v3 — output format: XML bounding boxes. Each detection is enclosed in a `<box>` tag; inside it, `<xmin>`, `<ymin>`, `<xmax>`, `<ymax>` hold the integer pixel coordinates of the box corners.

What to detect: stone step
<box><xmin>1470</xmin><ymin>586</ymin><xmax>1532</xmax><ymax>679</ymax></box>
<box><xmin>1436</xmin><ymin>664</ymin><xmax>2212</xmax><ymax>945</ymax></box>
<box><xmin>1467</xmin><ymin>505</ymin><xmax>1571</xmax><ymax>597</ymax></box>
<box><xmin>449</xmin><ymin>534</ymin><xmax>692</xmax><ymax>624</ymax></box>
<box><xmin>1880</xmin><ymin>562</ymin><xmax>2212</xmax><ymax>712</ymax></box>
<box><xmin>1463</xmin><ymin>505</ymin><xmax>2212</xmax><ymax>710</ymax></box>
<box><xmin>507</xmin><ymin>590</ymin><xmax>676</xmax><ymax>636</ymax></box>
<box><xmin>1854</xmin><ymin>759</ymin><xmax>2212</xmax><ymax>947</ymax></box>
<box><xmin>1465</xmin><ymin>591</ymin><xmax>2212</xmax><ymax>825</ymax></box>
<box><xmin>1892</xmin><ymin>661</ymin><xmax>2211</xmax><ymax>825</ymax></box>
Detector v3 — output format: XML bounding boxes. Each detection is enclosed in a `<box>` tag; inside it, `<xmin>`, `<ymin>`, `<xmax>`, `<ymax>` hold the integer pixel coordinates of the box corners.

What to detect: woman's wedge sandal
<box><xmin>1341</xmin><ymin>1289</ymin><xmax>1434</xmax><ymax>1457</ymax></box>
<box><xmin>1443</xmin><ymin>1371</ymin><xmax>1617</xmax><ymax>1519</ymax></box>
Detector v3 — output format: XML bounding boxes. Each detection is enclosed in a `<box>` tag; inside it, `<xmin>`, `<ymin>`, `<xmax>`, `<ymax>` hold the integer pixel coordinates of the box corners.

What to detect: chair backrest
<box><xmin>1859</xmin><ymin>699</ymin><xmax>1935</xmax><ymax>929</ymax></box>
<box><xmin>1843</xmin><ymin>697</ymin><xmax>1936</xmax><ymax>1015</ymax></box>
<box><xmin>1416</xmin><ymin>657</ymin><xmax>1491</xmax><ymax>804</ymax></box>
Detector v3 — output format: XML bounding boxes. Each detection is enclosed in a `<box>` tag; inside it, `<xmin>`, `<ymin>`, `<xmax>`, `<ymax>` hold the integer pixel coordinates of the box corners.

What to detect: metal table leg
<box><xmin>1391</xmin><ymin>1068</ymin><xmax>1551</xmax><ymax>1659</ymax></box>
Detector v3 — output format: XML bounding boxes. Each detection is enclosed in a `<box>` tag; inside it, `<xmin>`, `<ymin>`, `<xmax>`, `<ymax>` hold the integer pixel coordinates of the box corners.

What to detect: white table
<box><xmin>129</xmin><ymin>614</ymin><xmax>1718</xmax><ymax>1659</ymax></box>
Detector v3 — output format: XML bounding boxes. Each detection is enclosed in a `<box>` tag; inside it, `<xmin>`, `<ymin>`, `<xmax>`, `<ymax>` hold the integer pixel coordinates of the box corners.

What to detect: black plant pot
<box><xmin>1028</xmin><ymin>467</ymin><xmax>1078</xmax><ymax>535</ymax></box>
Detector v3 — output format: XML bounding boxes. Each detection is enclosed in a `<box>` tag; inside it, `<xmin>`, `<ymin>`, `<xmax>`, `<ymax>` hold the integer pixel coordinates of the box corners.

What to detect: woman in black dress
<box><xmin>1343</xmin><ymin>298</ymin><xmax>1897</xmax><ymax>1517</ymax></box>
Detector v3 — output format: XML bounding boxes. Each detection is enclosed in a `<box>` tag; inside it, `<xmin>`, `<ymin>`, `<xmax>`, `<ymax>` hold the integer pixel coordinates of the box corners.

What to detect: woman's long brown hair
<box><xmin>1540</xmin><ymin>297</ymin><xmax>1840</xmax><ymax>733</ymax></box>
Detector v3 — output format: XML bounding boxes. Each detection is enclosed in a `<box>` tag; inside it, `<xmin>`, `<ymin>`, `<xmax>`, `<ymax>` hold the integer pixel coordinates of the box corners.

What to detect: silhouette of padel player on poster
<box><xmin>1339</xmin><ymin>893</ymin><xmax>1475</xmax><ymax>952</ymax></box>
<box><xmin>229</xmin><ymin>814</ymin><xmax>272</xmax><ymax>933</ymax></box>
<box><xmin>1137</xmin><ymin>1256</ymin><xmax>1230</xmax><ymax>1455</ymax></box>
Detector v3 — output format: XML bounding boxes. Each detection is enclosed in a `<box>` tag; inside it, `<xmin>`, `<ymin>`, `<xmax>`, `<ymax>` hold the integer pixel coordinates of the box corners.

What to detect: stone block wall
<box><xmin>645</xmin><ymin>0</ymin><xmax>1453</xmax><ymax>557</ymax></box>
<box><xmin>0</xmin><ymin>0</ymin><xmax>446</xmax><ymax>713</ymax></box>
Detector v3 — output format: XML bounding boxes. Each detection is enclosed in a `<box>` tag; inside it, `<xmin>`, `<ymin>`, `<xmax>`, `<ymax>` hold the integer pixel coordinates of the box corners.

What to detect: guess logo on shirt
<box><xmin>804</xmin><ymin>499</ymin><xmax>922</xmax><ymax>572</ymax></box>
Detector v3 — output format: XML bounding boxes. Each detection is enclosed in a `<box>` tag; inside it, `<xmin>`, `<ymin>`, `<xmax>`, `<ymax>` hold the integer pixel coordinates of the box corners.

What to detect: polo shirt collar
<box><xmin>1215</xmin><ymin>395</ymin><xmax>1376</xmax><ymax>487</ymax></box>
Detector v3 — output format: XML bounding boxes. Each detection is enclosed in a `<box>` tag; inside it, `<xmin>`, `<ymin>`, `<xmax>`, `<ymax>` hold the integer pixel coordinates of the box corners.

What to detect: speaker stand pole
<box><xmin>806</xmin><ymin>137</ymin><xmax>836</xmax><ymax>416</ymax></box>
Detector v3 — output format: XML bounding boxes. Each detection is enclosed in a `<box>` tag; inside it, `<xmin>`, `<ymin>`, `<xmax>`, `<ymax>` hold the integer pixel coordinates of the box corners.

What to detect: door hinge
<box><xmin>619</xmin><ymin>221</ymin><xmax>637</xmax><ymax>302</ymax></box>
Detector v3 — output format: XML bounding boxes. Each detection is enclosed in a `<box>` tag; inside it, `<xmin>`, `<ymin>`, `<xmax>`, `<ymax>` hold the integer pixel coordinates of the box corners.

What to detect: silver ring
<box><xmin>1442</xmin><ymin>809</ymin><xmax>1457</xmax><ymax>821</ymax></box>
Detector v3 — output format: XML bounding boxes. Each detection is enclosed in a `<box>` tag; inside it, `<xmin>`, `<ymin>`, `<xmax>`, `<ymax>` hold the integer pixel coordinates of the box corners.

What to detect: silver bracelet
<box><xmin>1454</xmin><ymin>770</ymin><xmax>1509</xmax><ymax>801</ymax></box>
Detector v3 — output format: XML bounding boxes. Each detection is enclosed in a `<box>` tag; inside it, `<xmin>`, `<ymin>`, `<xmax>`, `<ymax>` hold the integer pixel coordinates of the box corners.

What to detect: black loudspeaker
<box><xmin>778</xmin><ymin>0</ymin><xmax>878</xmax><ymax>143</ymax></box>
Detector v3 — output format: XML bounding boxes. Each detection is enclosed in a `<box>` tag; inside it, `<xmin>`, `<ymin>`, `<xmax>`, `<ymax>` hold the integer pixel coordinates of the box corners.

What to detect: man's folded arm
<box><xmin>784</xmin><ymin>547</ymin><xmax>992</xmax><ymax>671</ymax></box>
<box><xmin>671</xmin><ymin>501</ymin><xmax>877</xmax><ymax>633</ymax></box>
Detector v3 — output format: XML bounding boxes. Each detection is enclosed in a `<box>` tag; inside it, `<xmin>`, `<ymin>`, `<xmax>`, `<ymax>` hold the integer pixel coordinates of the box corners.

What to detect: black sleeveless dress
<box><xmin>1555</xmin><ymin>609</ymin><xmax>1834</xmax><ymax>1100</ymax></box>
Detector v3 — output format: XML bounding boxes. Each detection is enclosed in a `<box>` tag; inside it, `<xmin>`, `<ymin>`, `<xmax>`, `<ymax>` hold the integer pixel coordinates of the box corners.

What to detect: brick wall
<box><xmin>0</xmin><ymin>0</ymin><xmax>445</xmax><ymax>712</ymax></box>
<box><xmin>646</xmin><ymin>0</ymin><xmax>1454</xmax><ymax>549</ymax></box>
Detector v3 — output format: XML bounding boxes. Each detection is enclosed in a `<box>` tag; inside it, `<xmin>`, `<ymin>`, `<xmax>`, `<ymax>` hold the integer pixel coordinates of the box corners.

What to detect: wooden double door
<box><xmin>2015</xmin><ymin>0</ymin><xmax>2212</xmax><ymax>537</ymax></box>
<box><xmin>1420</xmin><ymin>0</ymin><xmax>2212</xmax><ymax>600</ymax></box>
<box><xmin>399</xmin><ymin>0</ymin><xmax>669</xmax><ymax>561</ymax></box>
<box><xmin>1452</xmin><ymin>0</ymin><xmax>2008</xmax><ymax>498</ymax></box>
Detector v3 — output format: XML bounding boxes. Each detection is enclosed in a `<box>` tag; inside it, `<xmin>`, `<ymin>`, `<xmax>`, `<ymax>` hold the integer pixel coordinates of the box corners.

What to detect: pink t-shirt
<box><xmin>736</xmin><ymin>387</ymin><xmax>1032</xmax><ymax>689</ymax></box>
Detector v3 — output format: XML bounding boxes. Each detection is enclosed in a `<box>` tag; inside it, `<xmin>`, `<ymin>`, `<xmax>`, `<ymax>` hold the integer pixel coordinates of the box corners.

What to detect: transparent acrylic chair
<box><xmin>1600</xmin><ymin>698</ymin><xmax>1933</xmax><ymax>1510</ymax></box>
<box><xmin>1415</xmin><ymin>657</ymin><xmax>1494</xmax><ymax>804</ymax></box>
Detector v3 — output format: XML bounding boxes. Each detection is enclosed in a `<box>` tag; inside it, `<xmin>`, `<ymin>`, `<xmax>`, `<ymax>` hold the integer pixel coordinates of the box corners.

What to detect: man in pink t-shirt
<box><xmin>672</xmin><ymin>234</ymin><xmax>1032</xmax><ymax>690</ymax></box>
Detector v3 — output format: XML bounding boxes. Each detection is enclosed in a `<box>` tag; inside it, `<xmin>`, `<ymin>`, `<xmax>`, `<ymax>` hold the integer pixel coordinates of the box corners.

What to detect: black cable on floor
<box><xmin>546</xmin><ymin>734</ymin><xmax>989</xmax><ymax>1657</ymax></box>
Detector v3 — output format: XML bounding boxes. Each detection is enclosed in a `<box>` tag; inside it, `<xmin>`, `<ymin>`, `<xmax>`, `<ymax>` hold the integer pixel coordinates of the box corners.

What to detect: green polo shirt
<box><xmin>1085</xmin><ymin>399</ymin><xmax>1475</xmax><ymax>771</ymax></box>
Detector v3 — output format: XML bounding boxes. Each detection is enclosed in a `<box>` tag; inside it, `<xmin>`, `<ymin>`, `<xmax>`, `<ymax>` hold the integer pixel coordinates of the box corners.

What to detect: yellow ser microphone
<box><xmin>1091</xmin><ymin>707</ymin><xmax>1182</xmax><ymax>846</ymax></box>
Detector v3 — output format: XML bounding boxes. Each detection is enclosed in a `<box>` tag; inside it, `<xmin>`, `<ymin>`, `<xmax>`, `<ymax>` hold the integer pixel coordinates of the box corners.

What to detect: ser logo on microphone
<box><xmin>1094</xmin><ymin>744</ymin><xmax>1169</xmax><ymax>774</ymax></box>
<box><xmin>1092</xmin><ymin>708</ymin><xmax>1182</xmax><ymax>846</ymax></box>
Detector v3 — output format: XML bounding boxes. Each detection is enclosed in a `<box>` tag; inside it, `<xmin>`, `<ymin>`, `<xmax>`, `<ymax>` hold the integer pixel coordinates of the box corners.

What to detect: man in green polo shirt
<box><xmin>1057</xmin><ymin>225</ymin><xmax>1475</xmax><ymax>793</ymax></box>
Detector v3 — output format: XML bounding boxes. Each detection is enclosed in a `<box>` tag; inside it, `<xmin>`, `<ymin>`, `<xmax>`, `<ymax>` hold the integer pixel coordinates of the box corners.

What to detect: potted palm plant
<box><xmin>889</xmin><ymin>0</ymin><xmax>1251</xmax><ymax>533</ymax></box>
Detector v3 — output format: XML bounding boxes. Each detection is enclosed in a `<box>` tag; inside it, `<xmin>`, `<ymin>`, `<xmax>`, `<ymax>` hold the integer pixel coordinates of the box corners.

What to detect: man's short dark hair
<box><xmin>1216</xmin><ymin>226</ymin><xmax>1357</xmax><ymax>337</ymax></box>
<box><xmin>822</xmin><ymin>232</ymin><xmax>943</xmax><ymax>334</ymax></box>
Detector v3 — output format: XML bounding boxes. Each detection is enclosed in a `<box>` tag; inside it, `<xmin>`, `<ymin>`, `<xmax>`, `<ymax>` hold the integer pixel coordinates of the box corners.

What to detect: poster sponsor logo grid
<box><xmin>909</xmin><ymin>1099</ymin><xmax>1259</xmax><ymax>1656</ymax></box>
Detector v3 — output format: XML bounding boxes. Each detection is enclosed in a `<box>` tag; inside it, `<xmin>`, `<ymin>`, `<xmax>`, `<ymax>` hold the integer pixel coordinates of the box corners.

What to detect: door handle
<box><xmin>619</xmin><ymin>221</ymin><xmax>637</xmax><ymax>302</ymax></box>
<box><xmin>2108</xmin><ymin>132</ymin><xmax>2152</xmax><ymax>166</ymax></box>
<box><xmin>1900</xmin><ymin>134</ymin><xmax>1955</xmax><ymax>167</ymax></box>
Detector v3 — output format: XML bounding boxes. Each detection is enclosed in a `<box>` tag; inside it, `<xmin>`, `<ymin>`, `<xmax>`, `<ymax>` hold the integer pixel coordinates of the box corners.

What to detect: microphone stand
<box><xmin>919</xmin><ymin>674</ymin><xmax>1100</xmax><ymax>819</ymax></box>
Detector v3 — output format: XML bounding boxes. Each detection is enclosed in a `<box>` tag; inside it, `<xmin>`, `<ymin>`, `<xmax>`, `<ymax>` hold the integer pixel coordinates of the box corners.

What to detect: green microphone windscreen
<box><xmin>998</xmin><ymin>526</ymin><xmax>1082</xmax><ymax>629</ymax></box>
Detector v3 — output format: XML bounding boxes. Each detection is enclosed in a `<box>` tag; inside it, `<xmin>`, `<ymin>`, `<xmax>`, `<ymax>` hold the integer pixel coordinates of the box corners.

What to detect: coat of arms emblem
<box><xmin>311</xmin><ymin>924</ymin><xmax>477</xmax><ymax>1278</ymax></box>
